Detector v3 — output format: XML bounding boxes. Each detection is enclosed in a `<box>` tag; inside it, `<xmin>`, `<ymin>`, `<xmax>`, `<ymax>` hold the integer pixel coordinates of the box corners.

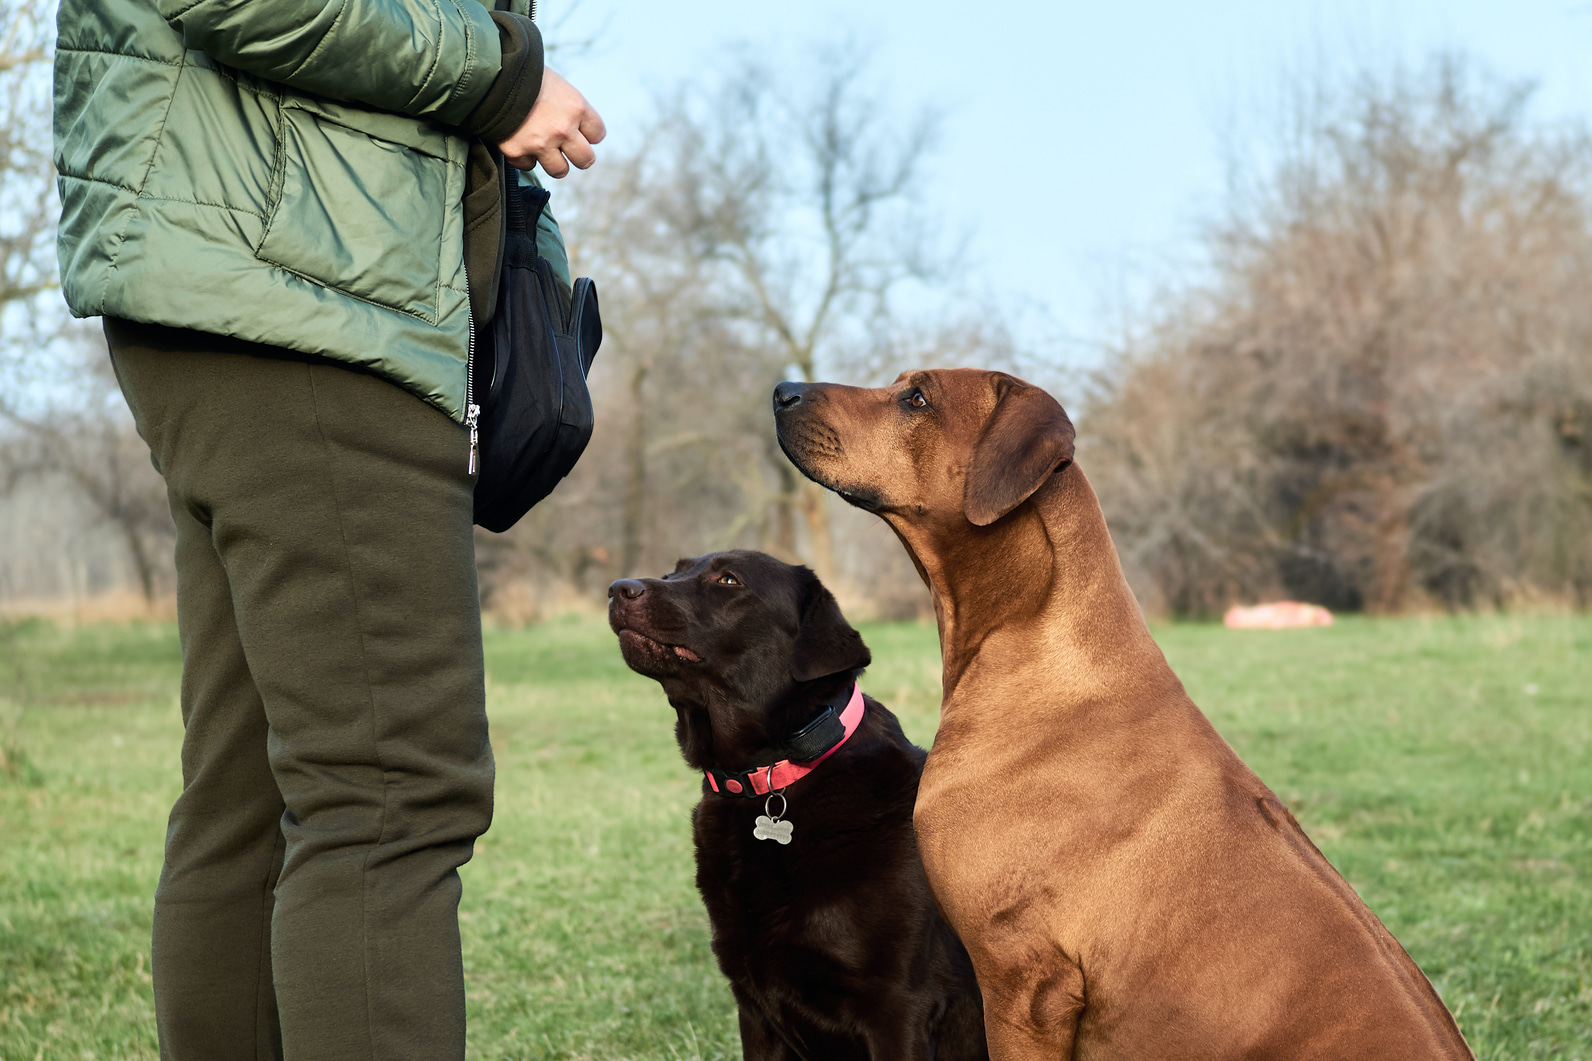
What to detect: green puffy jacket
<box><xmin>54</xmin><ymin>0</ymin><xmax>559</xmax><ymax>422</ymax></box>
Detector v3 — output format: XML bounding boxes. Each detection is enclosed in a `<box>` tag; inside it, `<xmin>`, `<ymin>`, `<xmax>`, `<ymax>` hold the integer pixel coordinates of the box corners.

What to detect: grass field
<box><xmin>1</xmin><ymin>611</ymin><xmax>1589</xmax><ymax>1060</ymax></box>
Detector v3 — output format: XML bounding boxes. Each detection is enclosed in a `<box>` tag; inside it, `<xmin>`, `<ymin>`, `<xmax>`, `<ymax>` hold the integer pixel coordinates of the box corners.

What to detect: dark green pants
<box><xmin>107</xmin><ymin>319</ymin><xmax>492</xmax><ymax>1061</ymax></box>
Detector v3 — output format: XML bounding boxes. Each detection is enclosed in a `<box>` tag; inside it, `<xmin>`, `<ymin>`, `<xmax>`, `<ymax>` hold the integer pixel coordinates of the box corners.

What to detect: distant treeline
<box><xmin>4</xmin><ymin>28</ymin><xmax>1588</xmax><ymax>617</ymax></box>
<box><xmin>1086</xmin><ymin>58</ymin><xmax>1592</xmax><ymax>615</ymax></box>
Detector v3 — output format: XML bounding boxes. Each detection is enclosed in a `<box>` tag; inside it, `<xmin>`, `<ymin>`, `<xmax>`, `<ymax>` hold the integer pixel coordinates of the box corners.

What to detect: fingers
<box><xmin>495</xmin><ymin>67</ymin><xmax>605</xmax><ymax>178</ymax></box>
<box><xmin>557</xmin><ymin>133</ymin><xmax>596</xmax><ymax>172</ymax></box>
<box><xmin>518</xmin><ymin>123</ymin><xmax>596</xmax><ymax>178</ymax></box>
<box><xmin>537</xmin><ymin>143</ymin><xmax>572</xmax><ymax>178</ymax></box>
<box><xmin>504</xmin><ymin>132</ymin><xmax>587</xmax><ymax>178</ymax></box>
<box><xmin>501</xmin><ymin>148</ymin><xmax>536</xmax><ymax>172</ymax></box>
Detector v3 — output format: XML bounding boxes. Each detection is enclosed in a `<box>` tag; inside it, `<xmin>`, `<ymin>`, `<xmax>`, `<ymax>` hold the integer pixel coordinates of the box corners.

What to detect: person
<box><xmin>52</xmin><ymin>2</ymin><xmax>604</xmax><ymax>1058</ymax></box>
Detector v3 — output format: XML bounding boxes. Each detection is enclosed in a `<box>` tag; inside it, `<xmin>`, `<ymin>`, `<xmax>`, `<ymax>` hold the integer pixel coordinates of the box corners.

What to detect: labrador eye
<box><xmin>716</xmin><ymin>573</ymin><xmax>741</xmax><ymax>586</ymax></box>
<box><xmin>908</xmin><ymin>389</ymin><xmax>929</xmax><ymax>409</ymax></box>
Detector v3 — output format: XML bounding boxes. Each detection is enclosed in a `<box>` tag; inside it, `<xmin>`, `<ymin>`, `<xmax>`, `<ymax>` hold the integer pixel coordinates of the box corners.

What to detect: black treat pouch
<box><xmin>471</xmin><ymin>162</ymin><xmax>600</xmax><ymax>532</ymax></box>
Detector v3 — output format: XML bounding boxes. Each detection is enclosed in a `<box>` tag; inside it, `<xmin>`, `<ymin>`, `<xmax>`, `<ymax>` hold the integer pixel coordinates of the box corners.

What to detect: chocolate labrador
<box><xmin>773</xmin><ymin>371</ymin><xmax>1473</xmax><ymax>1060</ymax></box>
<box><xmin>608</xmin><ymin>550</ymin><xmax>987</xmax><ymax>1061</ymax></box>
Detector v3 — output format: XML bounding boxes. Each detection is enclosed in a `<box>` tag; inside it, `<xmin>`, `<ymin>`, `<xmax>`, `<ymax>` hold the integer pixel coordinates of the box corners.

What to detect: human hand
<box><xmin>497</xmin><ymin>68</ymin><xmax>606</xmax><ymax>177</ymax></box>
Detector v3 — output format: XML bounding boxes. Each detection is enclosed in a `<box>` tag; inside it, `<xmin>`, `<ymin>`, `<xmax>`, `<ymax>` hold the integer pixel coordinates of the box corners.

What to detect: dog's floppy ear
<box><xmin>790</xmin><ymin>574</ymin><xmax>871</xmax><ymax>682</ymax></box>
<box><xmin>964</xmin><ymin>375</ymin><xmax>1076</xmax><ymax>527</ymax></box>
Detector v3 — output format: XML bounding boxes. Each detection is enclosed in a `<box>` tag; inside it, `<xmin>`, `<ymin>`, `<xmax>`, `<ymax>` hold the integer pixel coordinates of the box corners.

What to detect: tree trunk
<box><xmin>118</xmin><ymin>513</ymin><xmax>158</xmax><ymax>605</ymax></box>
<box><xmin>1367</xmin><ymin>484</ymin><xmax>1411</xmax><ymax>613</ymax></box>
<box><xmin>763</xmin><ymin>450</ymin><xmax>800</xmax><ymax>560</ymax></box>
<box><xmin>619</xmin><ymin>361</ymin><xmax>648</xmax><ymax>575</ymax></box>
<box><xmin>799</xmin><ymin>480</ymin><xmax>834</xmax><ymax>582</ymax></box>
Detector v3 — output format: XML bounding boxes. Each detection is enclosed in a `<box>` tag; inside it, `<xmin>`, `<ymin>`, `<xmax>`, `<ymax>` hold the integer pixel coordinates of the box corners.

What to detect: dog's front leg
<box><xmin>735</xmin><ymin>1003</ymin><xmax>801</xmax><ymax>1061</ymax></box>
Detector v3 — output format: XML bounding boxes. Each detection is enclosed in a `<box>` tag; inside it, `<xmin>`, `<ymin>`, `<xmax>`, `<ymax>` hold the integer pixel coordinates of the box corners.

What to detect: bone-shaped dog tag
<box><xmin>753</xmin><ymin>815</ymin><xmax>793</xmax><ymax>844</ymax></box>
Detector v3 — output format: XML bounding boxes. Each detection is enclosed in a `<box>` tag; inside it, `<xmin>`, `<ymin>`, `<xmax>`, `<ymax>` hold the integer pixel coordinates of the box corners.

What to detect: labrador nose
<box><xmin>608</xmin><ymin>579</ymin><xmax>646</xmax><ymax>601</ymax></box>
<box><xmin>773</xmin><ymin>381</ymin><xmax>807</xmax><ymax>412</ymax></box>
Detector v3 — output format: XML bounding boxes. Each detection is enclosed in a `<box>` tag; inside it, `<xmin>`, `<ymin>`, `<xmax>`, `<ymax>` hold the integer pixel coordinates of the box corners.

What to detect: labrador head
<box><xmin>608</xmin><ymin>550</ymin><xmax>870</xmax><ymax>767</ymax></box>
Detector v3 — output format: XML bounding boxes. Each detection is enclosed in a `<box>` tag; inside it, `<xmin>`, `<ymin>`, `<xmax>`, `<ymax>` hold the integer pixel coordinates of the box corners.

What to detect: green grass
<box><xmin>1</xmin><ymin>612</ymin><xmax>1589</xmax><ymax>1059</ymax></box>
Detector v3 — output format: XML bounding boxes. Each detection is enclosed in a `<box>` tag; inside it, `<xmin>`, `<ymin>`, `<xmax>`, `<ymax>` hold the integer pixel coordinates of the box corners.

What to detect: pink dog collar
<box><xmin>705</xmin><ymin>682</ymin><xmax>865</xmax><ymax>797</ymax></box>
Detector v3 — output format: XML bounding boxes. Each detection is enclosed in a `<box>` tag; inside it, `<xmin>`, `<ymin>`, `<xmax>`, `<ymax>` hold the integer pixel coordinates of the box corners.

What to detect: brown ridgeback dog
<box><xmin>773</xmin><ymin>369</ymin><xmax>1474</xmax><ymax>1060</ymax></box>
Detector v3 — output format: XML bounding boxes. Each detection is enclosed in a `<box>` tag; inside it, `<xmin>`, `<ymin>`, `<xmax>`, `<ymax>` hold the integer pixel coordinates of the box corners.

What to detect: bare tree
<box><xmin>562</xmin><ymin>126</ymin><xmax>772</xmax><ymax>577</ymax></box>
<box><xmin>472</xmin><ymin>46</ymin><xmax>959</xmax><ymax>614</ymax></box>
<box><xmin>1088</xmin><ymin>55</ymin><xmax>1592</xmax><ymax>615</ymax></box>
<box><xmin>0</xmin><ymin>0</ymin><xmax>57</xmax><ymax>383</ymax></box>
<box><xmin>0</xmin><ymin>0</ymin><xmax>176</xmax><ymax>609</ymax></box>
<box><xmin>3</xmin><ymin>345</ymin><xmax>176</xmax><ymax>603</ymax></box>
<box><xmin>644</xmin><ymin>47</ymin><xmax>944</xmax><ymax>579</ymax></box>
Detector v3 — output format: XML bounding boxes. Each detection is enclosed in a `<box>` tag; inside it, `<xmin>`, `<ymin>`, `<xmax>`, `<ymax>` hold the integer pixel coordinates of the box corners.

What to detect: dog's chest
<box><xmin>695</xmin><ymin>805</ymin><xmax>836</xmax><ymax>917</ymax></box>
<box><xmin>693</xmin><ymin>796</ymin><xmax>905</xmax><ymax>953</ymax></box>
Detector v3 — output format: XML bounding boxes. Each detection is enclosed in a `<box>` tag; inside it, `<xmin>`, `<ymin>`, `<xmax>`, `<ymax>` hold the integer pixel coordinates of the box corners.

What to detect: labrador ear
<box><xmin>790</xmin><ymin>574</ymin><xmax>871</xmax><ymax>682</ymax></box>
<box><xmin>964</xmin><ymin>376</ymin><xmax>1076</xmax><ymax>527</ymax></box>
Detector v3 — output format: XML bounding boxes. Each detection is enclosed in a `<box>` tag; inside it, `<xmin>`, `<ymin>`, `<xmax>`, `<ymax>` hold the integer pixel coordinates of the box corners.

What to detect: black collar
<box><xmin>705</xmin><ymin>682</ymin><xmax>863</xmax><ymax>799</ymax></box>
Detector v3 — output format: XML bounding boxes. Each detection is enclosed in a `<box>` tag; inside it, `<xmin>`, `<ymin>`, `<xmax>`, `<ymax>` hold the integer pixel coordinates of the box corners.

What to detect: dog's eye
<box><xmin>716</xmin><ymin>573</ymin><xmax>741</xmax><ymax>586</ymax></box>
<box><xmin>905</xmin><ymin>389</ymin><xmax>929</xmax><ymax>409</ymax></box>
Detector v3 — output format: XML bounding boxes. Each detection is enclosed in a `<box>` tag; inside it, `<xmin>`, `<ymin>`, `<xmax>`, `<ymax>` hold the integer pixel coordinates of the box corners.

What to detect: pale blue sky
<box><xmin>549</xmin><ymin>1</ymin><xmax>1592</xmax><ymax>361</ymax></box>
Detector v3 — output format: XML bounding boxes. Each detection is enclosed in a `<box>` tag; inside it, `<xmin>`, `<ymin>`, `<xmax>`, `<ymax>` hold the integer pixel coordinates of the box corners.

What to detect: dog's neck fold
<box><xmin>891</xmin><ymin>464</ymin><xmax>1164</xmax><ymax>700</ymax></box>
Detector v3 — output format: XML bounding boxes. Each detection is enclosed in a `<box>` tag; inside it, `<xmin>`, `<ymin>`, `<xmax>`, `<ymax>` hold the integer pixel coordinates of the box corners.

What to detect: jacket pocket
<box><xmin>256</xmin><ymin>102</ymin><xmax>451</xmax><ymax>322</ymax></box>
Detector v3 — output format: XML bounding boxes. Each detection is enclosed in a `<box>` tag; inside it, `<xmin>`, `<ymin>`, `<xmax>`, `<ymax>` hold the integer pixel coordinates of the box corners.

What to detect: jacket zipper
<box><xmin>464</xmin><ymin>264</ymin><xmax>481</xmax><ymax>475</ymax></box>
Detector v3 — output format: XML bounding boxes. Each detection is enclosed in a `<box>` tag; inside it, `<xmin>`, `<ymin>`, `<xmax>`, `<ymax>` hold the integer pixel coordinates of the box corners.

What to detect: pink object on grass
<box><xmin>1223</xmin><ymin>601</ymin><xmax>1334</xmax><ymax>629</ymax></box>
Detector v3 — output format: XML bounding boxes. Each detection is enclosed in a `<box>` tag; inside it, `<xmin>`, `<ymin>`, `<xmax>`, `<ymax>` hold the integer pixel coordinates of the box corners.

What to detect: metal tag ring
<box><xmin>764</xmin><ymin>791</ymin><xmax>788</xmax><ymax>820</ymax></box>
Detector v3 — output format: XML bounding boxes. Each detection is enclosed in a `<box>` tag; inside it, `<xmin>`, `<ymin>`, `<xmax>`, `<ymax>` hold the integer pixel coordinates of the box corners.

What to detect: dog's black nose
<box><xmin>773</xmin><ymin>381</ymin><xmax>806</xmax><ymax>412</ymax></box>
<box><xmin>609</xmin><ymin>579</ymin><xmax>646</xmax><ymax>601</ymax></box>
